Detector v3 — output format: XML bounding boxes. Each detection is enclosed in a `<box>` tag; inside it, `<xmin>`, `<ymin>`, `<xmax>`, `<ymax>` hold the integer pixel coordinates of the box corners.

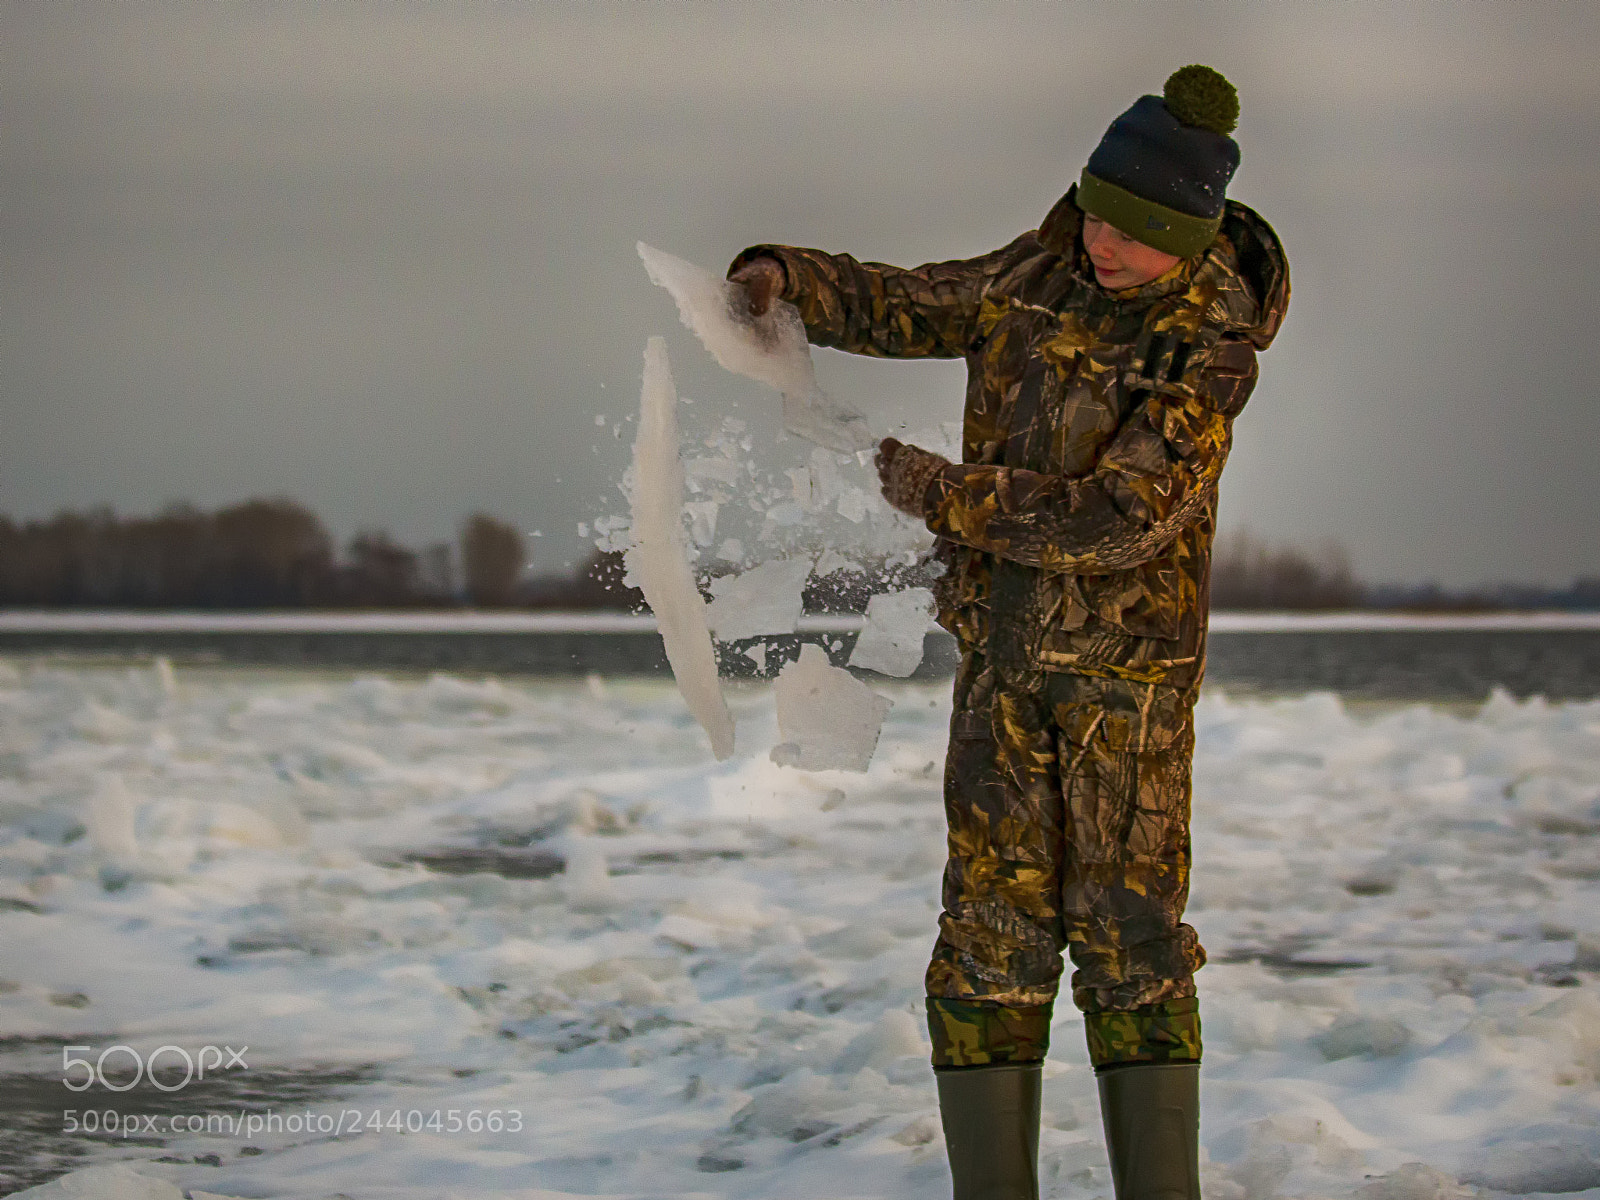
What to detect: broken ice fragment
<box><xmin>625</xmin><ymin>337</ymin><xmax>735</xmax><ymax>760</ymax></box>
<box><xmin>836</xmin><ymin>487</ymin><xmax>869</xmax><ymax>524</ymax></box>
<box><xmin>809</xmin><ymin>446</ymin><xmax>845</xmax><ymax>510</ymax></box>
<box><xmin>592</xmin><ymin>513</ymin><xmax>632</xmax><ymax>553</ymax></box>
<box><xmin>684</xmin><ymin>500</ymin><xmax>719</xmax><ymax>547</ymax></box>
<box><xmin>685</xmin><ymin>456</ymin><xmax>741</xmax><ymax>485</ymax></box>
<box><xmin>637</xmin><ymin>242</ymin><xmax>874</xmax><ymax>453</ymax></box>
<box><xmin>814</xmin><ymin>548</ymin><xmax>858</xmax><ymax>578</ymax></box>
<box><xmin>770</xmin><ymin>645</ymin><xmax>892</xmax><ymax>773</ymax></box>
<box><xmin>758</xmin><ymin>502</ymin><xmax>805</xmax><ymax>540</ymax></box>
<box><xmin>780</xmin><ymin>390</ymin><xmax>875</xmax><ymax>455</ymax></box>
<box><xmin>787</xmin><ymin>467</ymin><xmax>815</xmax><ymax>510</ymax></box>
<box><xmin>849</xmin><ymin>588</ymin><xmax>936</xmax><ymax>677</ymax></box>
<box><xmin>706</xmin><ymin>557</ymin><xmax>812</xmax><ymax>641</ymax></box>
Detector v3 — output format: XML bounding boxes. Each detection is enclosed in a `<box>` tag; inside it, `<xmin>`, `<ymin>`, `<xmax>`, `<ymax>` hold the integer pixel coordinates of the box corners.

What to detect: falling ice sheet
<box><xmin>637</xmin><ymin>242</ymin><xmax>874</xmax><ymax>454</ymax></box>
<box><xmin>625</xmin><ymin>337</ymin><xmax>735</xmax><ymax>760</ymax></box>
<box><xmin>848</xmin><ymin>587</ymin><xmax>937</xmax><ymax>678</ymax></box>
<box><xmin>705</xmin><ymin>557</ymin><xmax>812</xmax><ymax>642</ymax></box>
<box><xmin>770</xmin><ymin>644</ymin><xmax>892</xmax><ymax>772</ymax></box>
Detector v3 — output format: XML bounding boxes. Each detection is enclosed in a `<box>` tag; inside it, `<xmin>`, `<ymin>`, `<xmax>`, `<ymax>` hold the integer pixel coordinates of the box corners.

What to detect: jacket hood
<box><xmin>1214</xmin><ymin>201</ymin><xmax>1289</xmax><ymax>350</ymax></box>
<box><xmin>1038</xmin><ymin>184</ymin><xmax>1289</xmax><ymax>351</ymax></box>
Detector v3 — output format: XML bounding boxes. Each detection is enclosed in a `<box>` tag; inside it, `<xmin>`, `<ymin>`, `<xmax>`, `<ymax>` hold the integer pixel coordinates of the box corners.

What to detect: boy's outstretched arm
<box><xmin>726</xmin><ymin>238</ymin><xmax>1029</xmax><ymax>361</ymax></box>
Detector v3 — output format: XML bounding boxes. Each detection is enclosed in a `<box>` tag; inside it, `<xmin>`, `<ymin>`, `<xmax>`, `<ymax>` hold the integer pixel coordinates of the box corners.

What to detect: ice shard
<box><xmin>626</xmin><ymin>337</ymin><xmax>736</xmax><ymax>760</ymax></box>
<box><xmin>770</xmin><ymin>644</ymin><xmax>892</xmax><ymax>772</ymax></box>
<box><xmin>848</xmin><ymin>587</ymin><xmax>937</xmax><ymax>678</ymax></box>
<box><xmin>705</xmin><ymin>557</ymin><xmax>812</xmax><ymax>642</ymax></box>
<box><xmin>779</xmin><ymin>391</ymin><xmax>875</xmax><ymax>456</ymax></box>
<box><xmin>637</xmin><ymin>242</ymin><xmax>874</xmax><ymax>453</ymax></box>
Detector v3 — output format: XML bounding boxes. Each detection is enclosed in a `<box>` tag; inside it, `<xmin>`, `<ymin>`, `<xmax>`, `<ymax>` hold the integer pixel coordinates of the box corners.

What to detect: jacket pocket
<box><xmin>1078</xmin><ymin>564</ymin><xmax>1185</xmax><ymax>642</ymax></box>
<box><xmin>1105</xmin><ymin>561</ymin><xmax>1186</xmax><ymax>641</ymax></box>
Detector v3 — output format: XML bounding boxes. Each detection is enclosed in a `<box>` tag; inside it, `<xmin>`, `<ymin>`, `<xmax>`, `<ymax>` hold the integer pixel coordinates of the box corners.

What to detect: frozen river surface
<box><xmin>1</xmin><ymin>658</ymin><xmax>1598</xmax><ymax>1199</ymax></box>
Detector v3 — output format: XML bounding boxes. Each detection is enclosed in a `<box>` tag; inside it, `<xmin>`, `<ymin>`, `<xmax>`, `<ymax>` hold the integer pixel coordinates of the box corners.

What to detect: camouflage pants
<box><xmin>925</xmin><ymin>653</ymin><xmax>1204</xmax><ymax>1070</ymax></box>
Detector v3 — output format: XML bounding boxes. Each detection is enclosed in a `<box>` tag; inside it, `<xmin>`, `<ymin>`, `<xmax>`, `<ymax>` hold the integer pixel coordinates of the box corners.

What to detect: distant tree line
<box><xmin>1209</xmin><ymin>531</ymin><xmax>1361</xmax><ymax>609</ymax></box>
<box><xmin>2</xmin><ymin>500</ymin><xmax>1595</xmax><ymax>612</ymax></box>
<box><xmin>1207</xmin><ymin>529</ymin><xmax>1600</xmax><ymax>612</ymax></box>
<box><xmin>0</xmin><ymin>499</ymin><xmax>633</xmax><ymax>610</ymax></box>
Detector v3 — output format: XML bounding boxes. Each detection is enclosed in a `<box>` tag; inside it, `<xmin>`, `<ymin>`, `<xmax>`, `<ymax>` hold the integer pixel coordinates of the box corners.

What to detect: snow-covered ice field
<box><xmin>2</xmin><ymin>656</ymin><xmax>1599</xmax><ymax>1199</ymax></box>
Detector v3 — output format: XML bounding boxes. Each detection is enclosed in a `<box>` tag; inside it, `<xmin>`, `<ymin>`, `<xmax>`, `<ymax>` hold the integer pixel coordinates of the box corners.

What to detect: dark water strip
<box><xmin>4</xmin><ymin>627</ymin><xmax>1600</xmax><ymax>699</ymax></box>
<box><xmin>1203</xmin><ymin>629</ymin><xmax>1600</xmax><ymax>701</ymax></box>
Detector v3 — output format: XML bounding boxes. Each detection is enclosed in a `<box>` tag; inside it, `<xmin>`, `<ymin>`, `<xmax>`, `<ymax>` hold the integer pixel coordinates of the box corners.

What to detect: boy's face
<box><xmin>1081</xmin><ymin>214</ymin><xmax>1184</xmax><ymax>290</ymax></box>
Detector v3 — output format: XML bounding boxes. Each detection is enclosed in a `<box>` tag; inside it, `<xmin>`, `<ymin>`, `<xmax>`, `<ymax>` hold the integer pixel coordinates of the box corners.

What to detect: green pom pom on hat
<box><xmin>1163</xmin><ymin>65</ymin><xmax>1239</xmax><ymax>135</ymax></box>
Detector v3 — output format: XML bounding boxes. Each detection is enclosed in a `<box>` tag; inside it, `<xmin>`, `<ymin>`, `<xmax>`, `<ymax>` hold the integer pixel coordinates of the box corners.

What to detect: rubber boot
<box><xmin>935</xmin><ymin>1062</ymin><xmax>1042</xmax><ymax>1200</ymax></box>
<box><xmin>1096</xmin><ymin>1062</ymin><xmax>1201</xmax><ymax>1200</ymax></box>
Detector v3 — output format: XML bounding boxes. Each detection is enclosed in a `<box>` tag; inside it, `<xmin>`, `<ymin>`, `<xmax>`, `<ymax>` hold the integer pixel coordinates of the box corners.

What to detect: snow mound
<box><xmin>1358</xmin><ymin>1162</ymin><xmax>1476</xmax><ymax>1200</ymax></box>
<box><xmin>9</xmin><ymin>1164</ymin><xmax>183</xmax><ymax>1199</ymax></box>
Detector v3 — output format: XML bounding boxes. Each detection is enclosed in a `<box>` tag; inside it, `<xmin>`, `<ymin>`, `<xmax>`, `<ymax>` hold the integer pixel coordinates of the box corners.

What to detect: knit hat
<box><xmin>1078</xmin><ymin>65</ymin><xmax>1241</xmax><ymax>259</ymax></box>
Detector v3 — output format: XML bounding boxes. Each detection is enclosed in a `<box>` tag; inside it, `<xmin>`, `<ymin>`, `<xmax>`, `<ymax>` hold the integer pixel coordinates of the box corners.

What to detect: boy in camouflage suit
<box><xmin>731</xmin><ymin>66</ymin><xmax>1288</xmax><ymax>1200</ymax></box>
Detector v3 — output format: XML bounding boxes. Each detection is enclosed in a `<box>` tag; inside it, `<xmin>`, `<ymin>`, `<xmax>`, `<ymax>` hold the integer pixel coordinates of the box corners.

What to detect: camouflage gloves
<box><xmin>876</xmin><ymin>437</ymin><xmax>949</xmax><ymax>519</ymax></box>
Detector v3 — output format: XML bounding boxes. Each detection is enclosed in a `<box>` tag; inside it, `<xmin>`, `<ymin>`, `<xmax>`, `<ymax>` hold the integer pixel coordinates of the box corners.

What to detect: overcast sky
<box><xmin>4</xmin><ymin>2</ymin><xmax>1598</xmax><ymax>588</ymax></box>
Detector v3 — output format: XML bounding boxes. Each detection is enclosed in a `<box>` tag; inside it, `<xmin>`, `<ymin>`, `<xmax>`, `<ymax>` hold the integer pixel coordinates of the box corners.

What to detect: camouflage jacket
<box><xmin>732</xmin><ymin>187</ymin><xmax>1289</xmax><ymax>692</ymax></box>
